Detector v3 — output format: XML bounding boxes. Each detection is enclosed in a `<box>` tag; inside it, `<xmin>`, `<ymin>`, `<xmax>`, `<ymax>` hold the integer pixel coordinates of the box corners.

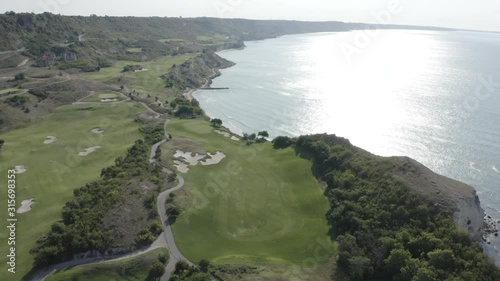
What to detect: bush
<box><xmin>272</xmin><ymin>136</ymin><xmax>293</xmax><ymax>149</ymax></box>
<box><xmin>14</xmin><ymin>73</ymin><xmax>25</xmax><ymax>81</ymax></box>
<box><xmin>146</xmin><ymin>261</ymin><xmax>166</xmax><ymax>281</ymax></box>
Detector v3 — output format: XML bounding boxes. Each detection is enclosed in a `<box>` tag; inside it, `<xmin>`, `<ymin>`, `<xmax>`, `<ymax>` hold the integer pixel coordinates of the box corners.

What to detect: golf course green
<box><xmin>82</xmin><ymin>91</ymin><xmax>122</xmax><ymax>102</ymax></box>
<box><xmin>0</xmin><ymin>102</ymin><xmax>144</xmax><ymax>279</ymax></box>
<box><xmin>163</xmin><ymin>120</ymin><xmax>335</xmax><ymax>266</ymax></box>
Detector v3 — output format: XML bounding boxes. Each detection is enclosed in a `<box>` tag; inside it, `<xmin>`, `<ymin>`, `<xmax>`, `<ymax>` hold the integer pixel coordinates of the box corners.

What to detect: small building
<box><xmin>37</xmin><ymin>51</ymin><xmax>56</xmax><ymax>67</ymax></box>
<box><xmin>61</xmin><ymin>51</ymin><xmax>77</xmax><ymax>61</ymax></box>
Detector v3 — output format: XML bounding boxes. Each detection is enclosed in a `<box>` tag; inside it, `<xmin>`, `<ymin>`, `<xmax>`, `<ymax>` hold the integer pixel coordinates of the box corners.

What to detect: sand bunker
<box><xmin>174</xmin><ymin>160</ymin><xmax>190</xmax><ymax>173</ymax></box>
<box><xmin>79</xmin><ymin>146</ymin><xmax>101</xmax><ymax>156</ymax></box>
<box><xmin>101</xmin><ymin>98</ymin><xmax>118</xmax><ymax>103</ymax></box>
<box><xmin>17</xmin><ymin>198</ymin><xmax>35</xmax><ymax>214</ymax></box>
<box><xmin>173</xmin><ymin>150</ymin><xmax>226</xmax><ymax>172</ymax></box>
<box><xmin>174</xmin><ymin>150</ymin><xmax>205</xmax><ymax>166</ymax></box>
<box><xmin>44</xmin><ymin>136</ymin><xmax>58</xmax><ymax>144</ymax></box>
<box><xmin>134</xmin><ymin>68</ymin><xmax>149</xmax><ymax>72</ymax></box>
<box><xmin>201</xmin><ymin>152</ymin><xmax>226</xmax><ymax>165</ymax></box>
<box><xmin>215</xmin><ymin>130</ymin><xmax>239</xmax><ymax>141</ymax></box>
<box><xmin>91</xmin><ymin>128</ymin><xmax>105</xmax><ymax>134</ymax></box>
<box><xmin>215</xmin><ymin>130</ymin><xmax>230</xmax><ymax>137</ymax></box>
<box><xmin>14</xmin><ymin>165</ymin><xmax>27</xmax><ymax>174</ymax></box>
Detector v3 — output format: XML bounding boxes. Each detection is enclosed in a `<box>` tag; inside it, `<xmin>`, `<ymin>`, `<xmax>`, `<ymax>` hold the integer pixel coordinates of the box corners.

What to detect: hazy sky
<box><xmin>4</xmin><ymin>0</ymin><xmax>500</xmax><ymax>31</ymax></box>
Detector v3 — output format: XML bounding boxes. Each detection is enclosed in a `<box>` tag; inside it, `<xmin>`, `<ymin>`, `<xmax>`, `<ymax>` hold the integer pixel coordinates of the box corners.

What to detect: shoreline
<box><xmin>183</xmin><ymin>63</ymin><xmax>231</xmax><ymax>102</ymax></box>
<box><xmin>185</xmin><ymin>47</ymin><xmax>500</xmax><ymax>264</ymax></box>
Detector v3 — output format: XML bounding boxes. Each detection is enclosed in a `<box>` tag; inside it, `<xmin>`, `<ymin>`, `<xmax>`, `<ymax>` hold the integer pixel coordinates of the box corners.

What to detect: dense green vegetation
<box><xmin>294</xmin><ymin>134</ymin><xmax>500</xmax><ymax>281</ymax></box>
<box><xmin>30</xmin><ymin>124</ymin><xmax>167</xmax><ymax>268</ymax></box>
<box><xmin>45</xmin><ymin>248</ymin><xmax>169</xmax><ymax>281</ymax></box>
<box><xmin>169</xmin><ymin>261</ymin><xmax>211</xmax><ymax>281</ymax></box>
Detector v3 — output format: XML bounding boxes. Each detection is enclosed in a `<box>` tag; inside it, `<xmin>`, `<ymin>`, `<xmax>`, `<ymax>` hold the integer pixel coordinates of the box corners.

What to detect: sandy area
<box><xmin>44</xmin><ymin>136</ymin><xmax>58</xmax><ymax>144</ymax></box>
<box><xmin>17</xmin><ymin>198</ymin><xmax>35</xmax><ymax>214</ymax></box>
<box><xmin>134</xmin><ymin>69</ymin><xmax>149</xmax><ymax>72</ymax></box>
<box><xmin>101</xmin><ymin>98</ymin><xmax>118</xmax><ymax>102</ymax></box>
<box><xmin>201</xmin><ymin>152</ymin><xmax>226</xmax><ymax>165</ymax></box>
<box><xmin>79</xmin><ymin>146</ymin><xmax>101</xmax><ymax>156</ymax></box>
<box><xmin>15</xmin><ymin>165</ymin><xmax>27</xmax><ymax>174</ymax></box>
<box><xmin>174</xmin><ymin>150</ymin><xmax>205</xmax><ymax>166</ymax></box>
<box><xmin>91</xmin><ymin>128</ymin><xmax>105</xmax><ymax>134</ymax></box>
<box><xmin>215</xmin><ymin>130</ymin><xmax>230</xmax><ymax>137</ymax></box>
<box><xmin>174</xmin><ymin>160</ymin><xmax>190</xmax><ymax>173</ymax></box>
<box><xmin>215</xmin><ymin>129</ymin><xmax>239</xmax><ymax>141</ymax></box>
<box><xmin>173</xmin><ymin>150</ymin><xmax>226</xmax><ymax>172</ymax></box>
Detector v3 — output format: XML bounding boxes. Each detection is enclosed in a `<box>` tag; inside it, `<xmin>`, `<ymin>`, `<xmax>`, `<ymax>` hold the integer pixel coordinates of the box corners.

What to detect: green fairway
<box><xmin>82</xmin><ymin>91</ymin><xmax>122</xmax><ymax>102</ymax></box>
<box><xmin>0</xmin><ymin>102</ymin><xmax>144</xmax><ymax>280</ymax></box>
<box><xmin>164</xmin><ymin>120</ymin><xmax>335</xmax><ymax>266</ymax></box>
<box><xmin>80</xmin><ymin>54</ymin><xmax>198</xmax><ymax>97</ymax></box>
<box><xmin>126</xmin><ymin>48</ymin><xmax>142</xmax><ymax>53</ymax></box>
<box><xmin>46</xmin><ymin>248</ymin><xmax>169</xmax><ymax>281</ymax></box>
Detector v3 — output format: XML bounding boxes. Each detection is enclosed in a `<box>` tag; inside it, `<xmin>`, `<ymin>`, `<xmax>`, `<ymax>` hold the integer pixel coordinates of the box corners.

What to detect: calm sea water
<box><xmin>194</xmin><ymin>30</ymin><xmax>500</xmax><ymax>261</ymax></box>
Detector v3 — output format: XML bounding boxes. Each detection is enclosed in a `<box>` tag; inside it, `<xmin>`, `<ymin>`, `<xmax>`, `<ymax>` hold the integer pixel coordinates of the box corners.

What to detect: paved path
<box><xmin>31</xmin><ymin>235</ymin><xmax>168</xmax><ymax>281</ymax></box>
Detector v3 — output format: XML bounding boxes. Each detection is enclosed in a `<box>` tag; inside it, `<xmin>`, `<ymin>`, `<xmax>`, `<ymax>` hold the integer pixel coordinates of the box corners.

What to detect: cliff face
<box><xmin>391</xmin><ymin>157</ymin><xmax>485</xmax><ymax>241</ymax></box>
<box><xmin>162</xmin><ymin>52</ymin><xmax>234</xmax><ymax>89</ymax></box>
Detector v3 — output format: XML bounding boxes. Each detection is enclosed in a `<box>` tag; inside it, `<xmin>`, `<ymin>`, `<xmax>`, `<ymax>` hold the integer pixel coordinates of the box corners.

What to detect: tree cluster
<box><xmin>293</xmin><ymin>134</ymin><xmax>500</xmax><ymax>281</ymax></box>
<box><xmin>169</xmin><ymin>260</ymin><xmax>211</xmax><ymax>281</ymax></box>
<box><xmin>242</xmin><ymin>131</ymin><xmax>269</xmax><ymax>145</ymax></box>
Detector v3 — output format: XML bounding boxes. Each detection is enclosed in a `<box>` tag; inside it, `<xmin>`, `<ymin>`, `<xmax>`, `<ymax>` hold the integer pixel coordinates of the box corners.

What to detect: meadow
<box><xmin>0</xmin><ymin>102</ymin><xmax>144</xmax><ymax>280</ymax></box>
<box><xmin>162</xmin><ymin>120</ymin><xmax>335</xmax><ymax>268</ymax></box>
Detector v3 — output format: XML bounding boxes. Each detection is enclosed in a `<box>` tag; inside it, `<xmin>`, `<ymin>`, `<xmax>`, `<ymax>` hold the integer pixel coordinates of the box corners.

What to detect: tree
<box><xmin>158</xmin><ymin>253</ymin><xmax>168</xmax><ymax>265</ymax></box>
<box><xmin>272</xmin><ymin>136</ymin><xmax>293</xmax><ymax>149</ymax></box>
<box><xmin>385</xmin><ymin>248</ymin><xmax>411</xmax><ymax>275</ymax></box>
<box><xmin>258</xmin><ymin>131</ymin><xmax>269</xmax><ymax>138</ymax></box>
<box><xmin>175</xmin><ymin>260</ymin><xmax>190</xmax><ymax>274</ymax></box>
<box><xmin>0</xmin><ymin>139</ymin><xmax>4</xmax><ymax>150</ymax></box>
<box><xmin>146</xmin><ymin>261</ymin><xmax>166</xmax><ymax>281</ymax></box>
<box><xmin>248</xmin><ymin>133</ymin><xmax>256</xmax><ymax>141</ymax></box>
<box><xmin>210</xmin><ymin>118</ymin><xmax>222</xmax><ymax>128</ymax></box>
<box><xmin>14</xmin><ymin>73</ymin><xmax>25</xmax><ymax>81</ymax></box>
<box><xmin>166</xmin><ymin>205</ymin><xmax>181</xmax><ymax>219</ymax></box>
<box><xmin>199</xmin><ymin>259</ymin><xmax>210</xmax><ymax>272</ymax></box>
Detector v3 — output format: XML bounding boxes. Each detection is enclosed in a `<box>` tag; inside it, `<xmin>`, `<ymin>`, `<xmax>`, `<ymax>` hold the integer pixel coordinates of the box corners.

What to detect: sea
<box><xmin>194</xmin><ymin>30</ymin><xmax>500</xmax><ymax>262</ymax></box>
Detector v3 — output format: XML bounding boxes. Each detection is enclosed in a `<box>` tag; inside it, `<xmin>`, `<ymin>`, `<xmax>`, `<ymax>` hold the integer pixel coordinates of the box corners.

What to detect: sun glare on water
<box><xmin>286</xmin><ymin>31</ymin><xmax>442</xmax><ymax>156</ymax></box>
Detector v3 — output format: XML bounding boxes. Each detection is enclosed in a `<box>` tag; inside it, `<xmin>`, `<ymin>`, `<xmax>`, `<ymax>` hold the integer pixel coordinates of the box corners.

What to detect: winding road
<box><xmin>31</xmin><ymin>100</ymin><xmax>196</xmax><ymax>281</ymax></box>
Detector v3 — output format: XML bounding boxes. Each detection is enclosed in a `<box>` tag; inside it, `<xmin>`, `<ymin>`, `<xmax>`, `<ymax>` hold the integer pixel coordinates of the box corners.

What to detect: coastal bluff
<box><xmin>392</xmin><ymin>156</ymin><xmax>485</xmax><ymax>241</ymax></box>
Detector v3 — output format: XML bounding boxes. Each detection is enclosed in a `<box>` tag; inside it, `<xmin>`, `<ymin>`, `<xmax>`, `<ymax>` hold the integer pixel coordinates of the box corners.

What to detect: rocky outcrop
<box><xmin>392</xmin><ymin>157</ymin><xmax>485</xmax><ymax>241</ymax></box>
<box><xmin>162</xmin><ymin>52</ymin><xmax>234</xmax><ymax>90</ymax></box>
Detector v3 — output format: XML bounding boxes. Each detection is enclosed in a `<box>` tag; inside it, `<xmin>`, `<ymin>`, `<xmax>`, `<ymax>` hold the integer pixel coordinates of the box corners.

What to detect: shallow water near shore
<box><xmin>194</xmin><ymin>30</ymin><xmax>500</xmax><ymax>262</ymax></box>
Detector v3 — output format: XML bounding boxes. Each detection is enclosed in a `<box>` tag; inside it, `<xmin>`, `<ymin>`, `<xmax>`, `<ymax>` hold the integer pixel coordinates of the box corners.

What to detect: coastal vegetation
<box><xmin>294</xmin><ymin>134</ymin><xmax>500</xmax><ymax>280</ymax></box>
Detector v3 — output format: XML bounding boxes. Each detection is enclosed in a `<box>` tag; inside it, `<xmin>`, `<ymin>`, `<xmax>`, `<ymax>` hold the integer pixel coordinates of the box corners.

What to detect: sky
<box><xmin>3</xmin><ymin>0</ymin><xmax>500</xmax><ymax>32</ymax></box>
